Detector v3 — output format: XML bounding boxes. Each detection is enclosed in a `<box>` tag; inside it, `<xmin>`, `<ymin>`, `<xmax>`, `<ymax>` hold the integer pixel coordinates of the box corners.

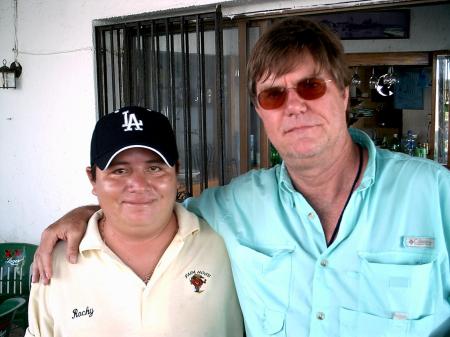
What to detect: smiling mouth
<box><xmin>122</xmin><ymin>201</ymin><xmax>154</xmax><ymax>206</ymax></box>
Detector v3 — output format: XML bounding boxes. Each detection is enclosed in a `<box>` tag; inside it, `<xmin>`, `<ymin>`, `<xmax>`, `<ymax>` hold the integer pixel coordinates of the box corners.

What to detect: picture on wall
<box><xmin>311</xmin><ymin>10</ymin><xmax>410</xmax><ymax>40</ymax></box>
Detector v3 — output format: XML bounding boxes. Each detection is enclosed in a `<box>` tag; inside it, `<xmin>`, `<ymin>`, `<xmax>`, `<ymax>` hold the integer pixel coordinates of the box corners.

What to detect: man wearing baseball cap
<box><xmin>26</xmin><ymin>106</ymin><xmax>243</xmax><ymax>337</ymax></box>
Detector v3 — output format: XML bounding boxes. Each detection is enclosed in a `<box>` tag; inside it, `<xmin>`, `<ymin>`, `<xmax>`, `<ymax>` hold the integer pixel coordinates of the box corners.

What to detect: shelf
<box><xmin>346</xmin><ymin>52</ymin><xmax>430</xmax><ymax>66</ymax></box>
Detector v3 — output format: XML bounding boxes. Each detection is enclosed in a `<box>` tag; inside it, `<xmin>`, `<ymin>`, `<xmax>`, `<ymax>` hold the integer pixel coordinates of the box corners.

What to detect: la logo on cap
<box><xmin>122</xmin><ymin>110</ymin><xmax>143</xmax><ymax>131</ymax></box>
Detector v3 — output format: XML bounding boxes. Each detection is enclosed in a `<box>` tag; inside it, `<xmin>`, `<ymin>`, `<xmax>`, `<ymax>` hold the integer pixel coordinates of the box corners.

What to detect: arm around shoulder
<box><xmin>32</xmin><ymin>205</ymin><xmax>99</xmax><ymax>284</ymax></box>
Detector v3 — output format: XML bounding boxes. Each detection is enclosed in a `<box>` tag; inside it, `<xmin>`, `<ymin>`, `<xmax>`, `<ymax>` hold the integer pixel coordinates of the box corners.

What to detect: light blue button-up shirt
<box><xmin>185</xmin><ymin>128</ymin><xmax>450</xmax><ymax>337</ymax></box>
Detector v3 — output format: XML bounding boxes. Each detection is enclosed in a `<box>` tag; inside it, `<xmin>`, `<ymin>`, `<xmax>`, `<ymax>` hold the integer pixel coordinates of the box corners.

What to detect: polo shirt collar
<box><xmin>173</xmin><ymin>203</ymin><xmax>201</xmax><ymax>240</ymax></box>
<box><xmin>79</xmin><ymin>210</ymin><xmax>104</xmax><ymax>254</ymax></box>
<box><xmin>79</xmin><ymin>204</ymin><xmax>200</xmax><ymax>255</ymax></box>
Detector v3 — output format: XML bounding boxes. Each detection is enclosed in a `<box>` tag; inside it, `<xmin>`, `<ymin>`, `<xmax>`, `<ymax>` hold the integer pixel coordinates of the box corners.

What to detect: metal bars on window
<box><xmin>95</xmin><ymin>7</ymin><xmax>225</xmax><ymax>200</ymax></box>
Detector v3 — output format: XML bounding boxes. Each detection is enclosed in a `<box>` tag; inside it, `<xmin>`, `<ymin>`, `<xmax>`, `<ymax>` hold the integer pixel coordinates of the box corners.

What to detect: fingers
<box><xmin>65</xmin><ymin>231</ymin><xmax>84</xmax><ymax>264</ymax></box>
<box><xmin>32</xmin><ymin>249</ymin><xmax>49</xmax><ymax>285</ymax></box>
<box><xmin>31</xmin><ymin>205</ymin><xmax>95</xmax><ymax>284</ymax></box>
<box><xmin>31</xmin><ymin>250</ymin><xmax>42</xmax><ymax>283</ymax></box>
<box><xmin>32</xmin><ymin>226</ymin><xmax>60</xmax><ymax>284</ymax></box>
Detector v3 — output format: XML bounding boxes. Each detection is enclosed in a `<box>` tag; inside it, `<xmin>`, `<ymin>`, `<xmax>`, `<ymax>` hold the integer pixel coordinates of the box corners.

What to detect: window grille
<box><xmin>95</xmin><ymin>7</ymin><xmax>225</xmax><ymax>200</ymax></box>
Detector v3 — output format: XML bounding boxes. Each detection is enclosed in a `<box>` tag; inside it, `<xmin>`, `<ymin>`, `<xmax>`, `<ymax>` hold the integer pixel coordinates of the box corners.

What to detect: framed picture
<box><xmin>311</xmin><ymin>10</ymin><xmax>410</xmax><ymax>40</ymax></box>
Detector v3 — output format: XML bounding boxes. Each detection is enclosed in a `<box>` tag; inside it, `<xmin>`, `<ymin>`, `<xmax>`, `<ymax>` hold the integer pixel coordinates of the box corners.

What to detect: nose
<box><xmin>284</xmin><ymin>87</ymin><xmax>307</xmax><ymax>116</ymax></box>
<box><xmin>127</xmin><ymin>171</ymin><xmax>151</xmax><ymax>192</ymax></box>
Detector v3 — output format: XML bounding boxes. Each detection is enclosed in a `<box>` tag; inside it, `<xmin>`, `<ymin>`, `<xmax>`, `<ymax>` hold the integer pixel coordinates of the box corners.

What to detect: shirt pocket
<box><xmin>234</xmin><ymin>238</ymin><xmax>294</xmax><ymax>335</ymax></box>
<box><xmin>262</xmin><ymin>308</ymin><xmax>286</xmax><ymax>336</ymax></box>
<box><xmin>357</xmin><ymin>251</ymin><xmax>437</xmax><ymax>320</ymax></box>
<box><xmin>339</xmin><ymin>307</ymin><xmax>435</xmax><ymax>337</ymax></box>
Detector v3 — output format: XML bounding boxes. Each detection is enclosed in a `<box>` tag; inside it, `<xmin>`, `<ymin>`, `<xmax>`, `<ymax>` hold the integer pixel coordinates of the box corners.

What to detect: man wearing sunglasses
<box><xmin>33</xmin><ymin>17</ymin><xmax>450</xmax><ymax>337</ymax></box>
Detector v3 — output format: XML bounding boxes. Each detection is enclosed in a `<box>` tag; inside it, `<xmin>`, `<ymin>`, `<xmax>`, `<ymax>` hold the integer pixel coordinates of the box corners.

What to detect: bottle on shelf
<box><xmin>380</xmin><ymin>136</ymin><xmax>389</xmax><ymax>149</ymax></box>
<box><xmin>270</xmin><ymin>144</ymin><xmax>282</xmax><ymax>167</ymax></box>
<box><xmin>390</xmin><ymin>134</ymin><xmax>401</xmax><ymax>152</ymax></box>
<box><xmin>415</xmin><ymin>143</ymin><xmax>428</xmax><ymax>158</ymax></box>
<box><xmin>402</xmin><ymin>130</ymin><xmax>417</xmax><ymax>156</ymax></box>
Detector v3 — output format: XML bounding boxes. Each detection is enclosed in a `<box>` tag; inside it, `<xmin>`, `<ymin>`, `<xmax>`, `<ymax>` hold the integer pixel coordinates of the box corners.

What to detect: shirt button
<box><xmin>316</xmin><ymin>312</ymin><xmax>325</xmax><ymax>320</ymax></box>
<box><xmin>308</xmin><ymin>212</ymin><xmax>315</xmax><ymax>220</ymax></box>
<box><xmin>320</xmin><ymin>259</ymin><xmax>328</xmax><ymax>267</ymax></box>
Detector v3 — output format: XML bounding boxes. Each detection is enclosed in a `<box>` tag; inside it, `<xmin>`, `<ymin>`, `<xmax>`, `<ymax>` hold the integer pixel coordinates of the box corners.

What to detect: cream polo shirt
<box><xmin>26</xmin><ymin>204</ymin><xmax>243</xmax><ymax>337</ymax></box>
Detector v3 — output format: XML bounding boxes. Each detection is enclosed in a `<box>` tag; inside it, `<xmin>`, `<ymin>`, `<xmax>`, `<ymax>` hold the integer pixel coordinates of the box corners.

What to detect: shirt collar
<box><xmin>79</xmin><ymin>210</ymin><xmax>105</xmax><ymax>254</ymax></box>
<box><xmin>348</xmin><ymin>127</ymin><xmax>376</xmax><ymax>190</ymax></box>
<box><xmin>279</xmin><ymin>162</ymin><xmax>296</xmax><ymax>193</ymax></box>
<box><xmin>79</xmin><ymin>204</ymin><xmax>200</xmax><ymax>255</ymax></box>
<box><xmin>278</xmin><ymin>163</ymin><xmax>298</xmax><ymax>208</ymax></box>
<box><xmin>173</xmin><ymin>203</ymin><xmax>201</xmax><ymax>240</ymax></box>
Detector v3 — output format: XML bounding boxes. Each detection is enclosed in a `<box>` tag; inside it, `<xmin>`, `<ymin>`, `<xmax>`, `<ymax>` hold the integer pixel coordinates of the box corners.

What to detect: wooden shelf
<box><xmin>346</xmin><ymin>52</ymin><xmax>430</xmax><ymax>66</ymax></box>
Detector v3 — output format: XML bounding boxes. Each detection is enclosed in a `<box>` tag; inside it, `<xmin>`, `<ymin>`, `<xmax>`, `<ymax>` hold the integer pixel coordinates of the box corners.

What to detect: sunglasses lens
<box><xmin>257</xmin><ymin>88</ymin><xmax>287</xmax><ymax>110</ymax></box>
<box><xmin>257</xmin><ymin>78</ymin><xmax>329</xmax><ymax>110</ymax></box>
<box><xmin>297</xmin><ymin>78</ymin><xmax>327</xmax><ymax>100</ymax></box>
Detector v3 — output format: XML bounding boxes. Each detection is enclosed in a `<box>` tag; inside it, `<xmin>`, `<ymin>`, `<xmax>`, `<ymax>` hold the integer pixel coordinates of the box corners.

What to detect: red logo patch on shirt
<box><xmin>185</xmin><ymin>270</ymin><xmax>211</xmax><ymax>293</ymax></box>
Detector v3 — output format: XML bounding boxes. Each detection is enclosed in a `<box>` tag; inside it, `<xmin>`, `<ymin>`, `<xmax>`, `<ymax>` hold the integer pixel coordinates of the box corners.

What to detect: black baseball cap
<box><xmin>90</xmin><ymin>106</ymin><xmax>179</xmax><ymax>170</ymax></box>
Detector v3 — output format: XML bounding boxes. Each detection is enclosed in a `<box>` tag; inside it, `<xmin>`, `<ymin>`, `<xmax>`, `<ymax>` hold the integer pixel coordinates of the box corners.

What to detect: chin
<box><xmin>123</xmin><ymin>216</ymin><xmax>154</xmax><ymax>227</ymax></box>
<box><xmin>286</xmin><ymin>139</ymin><xmax>319</xmax><ymax>154</ymax></box>
<box><xmin>283</xmin><ymin>144</ymin><xmax>326</xmax><ymax>161</ymax></box>
<box><xmin>122</xmin><ymin>208</ymin><xmax>154</xmax><ymax>221</ymax></box>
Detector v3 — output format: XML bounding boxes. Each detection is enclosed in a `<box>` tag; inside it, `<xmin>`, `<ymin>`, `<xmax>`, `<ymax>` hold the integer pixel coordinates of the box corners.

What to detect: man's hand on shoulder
<box><xmin>32</xmin><ymin>205</ymin><xmax>99</xmax><ymax>284</ymax></box>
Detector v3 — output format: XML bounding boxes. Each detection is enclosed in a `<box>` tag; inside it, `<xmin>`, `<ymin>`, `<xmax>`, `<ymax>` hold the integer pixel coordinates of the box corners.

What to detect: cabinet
<box><xmin>346</xmin><ymin>52</ymin><xmax>449</xmax><ymax>161</ymax></box>
<box><xmin>348</xmin><ymin>65</ymin><xmax>403</xmax><ymax>145</ymax></box>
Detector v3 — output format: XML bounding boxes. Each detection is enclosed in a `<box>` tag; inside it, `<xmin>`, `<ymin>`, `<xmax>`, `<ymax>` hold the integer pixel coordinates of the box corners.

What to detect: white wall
<box><xmin>1</xmin><ymin>0</ymin><xmax>449</xmax><ymax>244</ymax></box>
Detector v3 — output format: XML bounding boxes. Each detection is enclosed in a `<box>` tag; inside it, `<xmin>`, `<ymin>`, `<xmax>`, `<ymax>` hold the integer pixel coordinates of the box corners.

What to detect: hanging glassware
<box><xmin>351</xmin><ymin>67</ymin><xmax>362</xmax><ymax>87</ymax></box>
<box><xmin>376</xmin><ymin>66</ymin><xmax>398</xmax><ymax>96</ymax></box>
<box><xmin>384</xmin><ymin>66</ymin><xmax>399</xmax><ymax>86</ymax></box>
<box><xmin>369</xmin><ymin>67</ymin><xmax>378</xmax><ymax>89</ymax></box>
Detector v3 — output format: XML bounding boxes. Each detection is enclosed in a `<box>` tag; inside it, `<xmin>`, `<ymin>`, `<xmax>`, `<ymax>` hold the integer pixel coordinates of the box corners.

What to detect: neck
<box><xmin>99</xmin><ymin>212</ymin><xmax>178</xmax><ymax>283</ymax></box>
<box><xmin>100</xmin><ymin>213</ymin><xmax>177</xmax><ymax>245</ymax></box>
<box><xmin>285</xmin><ymin>138</ymin><xmax>366</xmax><ymax>242</ymax></box>
<box><xmin>286</xmin><ymin>136</ymin><xmax>357</xmax><ymax>192</ymax></box>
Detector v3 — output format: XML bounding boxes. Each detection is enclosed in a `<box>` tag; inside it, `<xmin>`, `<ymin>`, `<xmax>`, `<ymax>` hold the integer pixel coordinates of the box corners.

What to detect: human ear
<box><xmin>86</xmin><ymin>167</ymin><xmax>97</xmax><ymax>196</ymax></box>
<box><xmin>343</xmin><ymin>86</ymin><xmax>349</xmax><ymax>101</ymax></box>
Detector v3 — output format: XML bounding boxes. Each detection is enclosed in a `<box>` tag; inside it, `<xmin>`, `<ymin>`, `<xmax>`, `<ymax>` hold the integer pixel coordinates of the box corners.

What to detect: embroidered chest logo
<box><xmin>404</xmin><ymin>236</ymin><xmax>435</xmax><ymax>248</ymax></box>
<box><xmin>185</xmin><ymin>270</ymin><xmax>212</xmax><ymax>293</ymax></box>
<box><xmin>4</xmin><ymin>248</ymin><xmax>23</xmax><ymax>266</ymax></box>
<box><xmin>72</xmin><ymin>306</ymin><xmax>95</xmax><ymax>319</ymax></box>
<box><xmin>122</xmin><ymin>110</ymin><xmax>143</xmax><ymax>131</ymax></box>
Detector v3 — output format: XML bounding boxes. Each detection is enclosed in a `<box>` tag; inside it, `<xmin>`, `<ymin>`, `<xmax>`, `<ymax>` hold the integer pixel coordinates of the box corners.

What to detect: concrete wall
<box><xmin>1</xmin><ymin>0</ymin><xmax>449</xmax><ymax>244</ymax></box>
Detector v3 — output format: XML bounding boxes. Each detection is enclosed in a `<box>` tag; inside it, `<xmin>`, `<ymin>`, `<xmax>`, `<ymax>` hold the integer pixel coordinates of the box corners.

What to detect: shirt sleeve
<box><xmin>183</xmin><ymin>186</ymin><xmax>229</xmax><ymax>233</ymax></box>
<box><xmin>26</xmin><ymin>280</ymin><xmax>54</xmax><ymax>337</ymax></box>
<box><xmin>439</xmin><ymin>169</ymin><xmax>450</xmax><ymax>305</ymax></box>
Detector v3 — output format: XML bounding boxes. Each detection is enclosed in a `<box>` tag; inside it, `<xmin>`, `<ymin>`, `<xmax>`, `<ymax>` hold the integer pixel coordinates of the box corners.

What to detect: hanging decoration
<box><xmin>1</xmin><ymin>0</ymin><xmax>22</xmax><ymax>89</ymax></box>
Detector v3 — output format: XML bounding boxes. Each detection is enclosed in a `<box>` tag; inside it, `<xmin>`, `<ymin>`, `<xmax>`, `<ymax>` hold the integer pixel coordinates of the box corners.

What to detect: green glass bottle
<box><xmin>390</xmin><ymin>134</ymin><xmax>401</xmax><ymax>152</ymax></box>
<box><xmin>270</xmin><ymin>144</ymin><xmax>282</xmax><ymax>167</ymax></box>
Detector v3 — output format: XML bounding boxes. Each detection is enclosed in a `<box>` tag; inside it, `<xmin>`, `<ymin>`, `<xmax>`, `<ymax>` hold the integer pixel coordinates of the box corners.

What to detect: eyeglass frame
<box><xmin>256</xmin><ymin>78</ymin><xmax>333</xmax><ymax>110</ymax></box>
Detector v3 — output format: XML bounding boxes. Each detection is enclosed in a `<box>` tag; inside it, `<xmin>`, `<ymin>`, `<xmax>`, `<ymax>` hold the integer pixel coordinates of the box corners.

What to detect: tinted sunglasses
<box><xmin>257</xmin><ymin>78</ymin><xmax>332</xmax><ymax>110</ymax></box>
